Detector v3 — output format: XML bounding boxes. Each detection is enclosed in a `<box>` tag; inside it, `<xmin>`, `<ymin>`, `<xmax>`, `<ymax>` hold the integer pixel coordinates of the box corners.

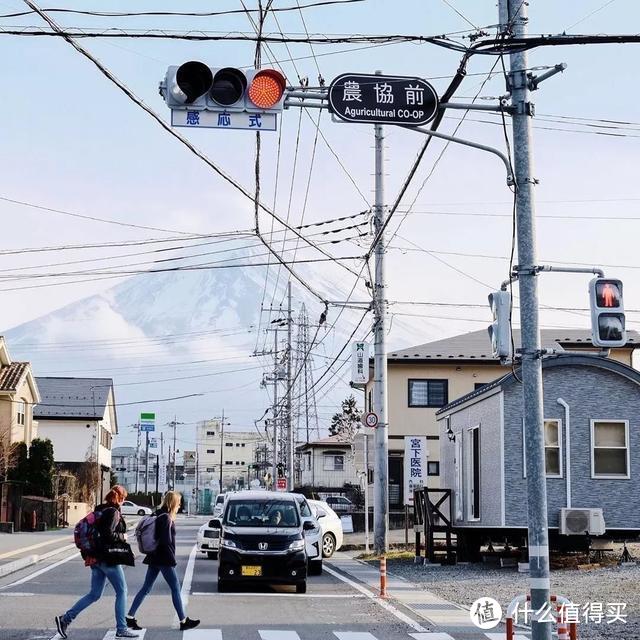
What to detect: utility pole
<box><xmin>286</xmin><ymin>281</ymin><xmax>294</xmax><ymax>491</ymax></box>
<box><xmin>134</xmin><ymin>421</ymin><xmax>141</xmax><ymax>494</ymax></box>
<box><xmin>499</xmin><ymin>2</ymin><xmax>551</xmax><ymax>639</ymax></box>
<box><xmin>272</xmin><ymin>327</ymin><xmax>279</xmax><ymax>486</ymax></box>
<box><xmin>218</xmin><ymin>409</ymin><xmax>226</xmax><ymax>493</ymax></box>
<box><xmin>144</xmin><ymin>430</ymin><xmax>150</xmax><ymax>494</ymax></box>
<box><xmin>373</xmin><ymin>80</ymin><xmax>389</xmax><ymax>555</ymax></box>
<box><xmin>167</xmin><ymin>416</ymin><xmax>183</xmax><ymax>491</ymax></box>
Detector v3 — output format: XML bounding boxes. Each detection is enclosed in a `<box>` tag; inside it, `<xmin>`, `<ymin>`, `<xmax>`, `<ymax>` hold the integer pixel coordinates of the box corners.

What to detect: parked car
<box><xmin>120</xmin><ymin>500</ymin><xmax>152</xmax><ymax>516</ymax></box>
<box><xmin>197</xmin><ymin>518</ymin><xmax>221</xmax><ymax>559</ymax></box>
<box><xmin>324</xmin><ymin>495</ymin><xmax>354</xmax><ymax>514</ymax></box>
<box><xmin>216</xmin><ymin>491</ymin><xmax>311</xmax><ymax>593</ymax></box>
<box><xmin>293</xmin><ymin>493</ymin><xmax>323</xmax><ymax>575</ymax></box>
<box><xmin>309</xmin><ymin>499</ymin><xmax>343</xmax><ymax>558</ymax></box>
<box><xmin>213</xmin><ymin>493</ymin><xmax>229</xmax><ymax>517</ymax></box>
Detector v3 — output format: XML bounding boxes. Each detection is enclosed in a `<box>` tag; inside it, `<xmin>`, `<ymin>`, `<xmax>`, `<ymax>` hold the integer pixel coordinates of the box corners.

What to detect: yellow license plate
<box><xmin>241</xmin><ymin>565</ymin><xmax>262</xmax><ymax>577</ymax></box>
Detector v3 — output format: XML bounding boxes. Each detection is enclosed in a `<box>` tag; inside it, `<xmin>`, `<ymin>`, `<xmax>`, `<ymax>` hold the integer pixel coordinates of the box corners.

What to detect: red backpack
<box><xmin>74</xmin><ymin>510</ymin><xmax>104</xmax><ymax>556</ymax></box>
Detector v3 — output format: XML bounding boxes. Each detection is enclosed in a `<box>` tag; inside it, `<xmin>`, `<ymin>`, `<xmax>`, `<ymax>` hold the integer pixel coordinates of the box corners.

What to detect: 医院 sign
<box><xmin>351</xmin><ymin>342</ymin><xmax>370</xmax><ymax>384</ymax></box>
<box><xmin>404</xmin><ymin>436</ymin><xmax>428</xmax><ymax>506</ymax></box>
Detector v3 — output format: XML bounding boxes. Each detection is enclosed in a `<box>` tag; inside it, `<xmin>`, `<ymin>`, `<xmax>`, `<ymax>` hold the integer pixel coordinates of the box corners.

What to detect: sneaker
<box><xmin>55</xmin><ymin>615</ymin><xmax>69</xmax><ymax>639</ymax></box>
<box><xmin>126</xmin><ymin>616</ymin><xmax>143</xmax><ymax>631</ymax></box>
<box><xmin>115</xmin><ymin>630</ymin><xmax>139</xmax><ymax>638</ymax></box>
<box><xmin>179</xmin><ymin>618</ymin><xmax>201</xmax><ymax>631</ymax></box>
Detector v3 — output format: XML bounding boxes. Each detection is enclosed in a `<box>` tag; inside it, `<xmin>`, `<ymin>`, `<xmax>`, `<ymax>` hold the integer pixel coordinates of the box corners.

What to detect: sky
<box><xmin>1</xmin><ymin>0</ymin><xmax>639</xmax><ymax>447</ymax></box>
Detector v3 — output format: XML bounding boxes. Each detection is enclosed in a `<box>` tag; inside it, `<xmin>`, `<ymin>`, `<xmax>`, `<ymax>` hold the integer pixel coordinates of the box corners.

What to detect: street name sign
<box><xmin>328</xmin><ymin>73</ymin><xmax>439</xmax><ymax>126</ymax></box>
<box><xmin>140</xmin><ymin>412</ymin><xmax>155</xmax><ymax>432</ymax></box>
<box><xmin>171</xmin><ymin>109</ymin><xmax>277</xmax><ymax>131</ymax></box>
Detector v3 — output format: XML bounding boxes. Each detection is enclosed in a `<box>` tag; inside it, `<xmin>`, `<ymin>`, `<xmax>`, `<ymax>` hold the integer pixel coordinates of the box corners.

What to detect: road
<box><xmin>0</xmin><ymin>516</ymin><xmax>435</xmax><ymax>640</ymax></box>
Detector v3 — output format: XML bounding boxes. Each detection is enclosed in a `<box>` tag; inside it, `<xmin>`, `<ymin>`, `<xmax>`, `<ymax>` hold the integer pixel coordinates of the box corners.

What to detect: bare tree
<box><xmin>75</xmin><ymin>443</ymin><xmax>101</xmax><ymax>506</ymax></box>
<box><xmin>0</xmin><ymin>420</ymin><xmax>18</xmax><ymax>482</ymax></box>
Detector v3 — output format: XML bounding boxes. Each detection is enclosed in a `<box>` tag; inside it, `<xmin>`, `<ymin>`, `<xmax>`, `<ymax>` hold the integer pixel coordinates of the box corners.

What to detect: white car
<box><xmin>120</xmin><ymin>500</ymin><xmax>152</xmax><ymax>516</ymax></box>
<box><xmin>293</xmin><ymin>493</ymin><xmax>323</xmax><ymax>575</ymax></box>
<box><xmin>309</xmin><ymin>499</ymin><xmax>343</xmax><ymax>558</ymax></box>
<box><xmin>197</xmin><ymin>518</ymin><xmax>221</xmax><ymax>559</ymax></box>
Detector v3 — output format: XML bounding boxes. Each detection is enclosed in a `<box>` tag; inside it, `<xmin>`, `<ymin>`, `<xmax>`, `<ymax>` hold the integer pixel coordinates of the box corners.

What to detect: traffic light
<box><xmin>160</xmin><ymin>62</ymin><xmax>287</xmax><ymax>113</ymax></box>
<box><xmin>488</xmin><ymin>290</ymin><xmax>512</xmax><ymax>360</ymax></box>
<box><xmin>589</xmin><ymin>278</ymin><xmax>626</xmax><ymax>347</ymax></box>
<box><xmin>276</xmin><ymin>463</ymin><xmax>285</xmax><ymax>478</ymax></box>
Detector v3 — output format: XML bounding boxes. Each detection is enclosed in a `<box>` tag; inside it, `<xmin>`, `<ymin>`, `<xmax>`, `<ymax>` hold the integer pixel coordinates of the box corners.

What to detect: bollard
<box><xmin>379</xmin><ymin>555</ymin><xmax>387</xmax><ymax>598</ymax></box>
<box><xmin>506</xmin><ymin>594</ymin><xmax>577</xmax><ymax>640</ymax></box>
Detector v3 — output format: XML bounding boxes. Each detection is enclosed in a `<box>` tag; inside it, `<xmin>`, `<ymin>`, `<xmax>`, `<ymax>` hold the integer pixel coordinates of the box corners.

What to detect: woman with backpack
<box><xmin>55</xmin><ymin>485</ymin><xmax>138</xmax><ymax>639</ymax></box>
<box><xmin>125</xmin><ymin>491</ymin><xmax>200</xmax><ymax>632</ymax></box>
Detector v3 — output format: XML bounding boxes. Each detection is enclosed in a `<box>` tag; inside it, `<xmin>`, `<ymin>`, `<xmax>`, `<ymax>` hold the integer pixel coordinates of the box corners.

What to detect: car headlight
<box><xmin>221</xmin><ymin>538</ymin><xmax>238</xmax><ymax>549</ymax></box>
<box><xmin>288</xmin><ymin>539</ymin><xmax>305</xmax><ymax>552</ymax></box>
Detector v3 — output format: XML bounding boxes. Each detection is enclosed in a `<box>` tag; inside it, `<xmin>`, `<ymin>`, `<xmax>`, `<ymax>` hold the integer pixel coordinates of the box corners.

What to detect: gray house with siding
<box><xmin>436</xmin><ymin>354</ymin><xmax>640</xmax><ymax>551</ymax></box>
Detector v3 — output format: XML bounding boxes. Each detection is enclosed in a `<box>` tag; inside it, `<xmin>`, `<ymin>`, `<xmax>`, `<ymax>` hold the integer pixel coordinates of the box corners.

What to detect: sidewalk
<box><xmin>343</xmin><ymin>528</ymin><xmax>410</xmax><ymax>548</ymax></box>
<box><xmin>0</xmin><ymin>528</ymin><xmax>74</xmax><ymax>565</ymax></box>
<box><xmin>329</xmin><ymin>551</ymin><xmax>529</xmax><ymax>640</ymax></box>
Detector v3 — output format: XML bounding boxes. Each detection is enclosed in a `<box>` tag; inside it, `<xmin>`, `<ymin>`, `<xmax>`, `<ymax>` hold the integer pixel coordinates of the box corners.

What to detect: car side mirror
<box><xmin>303</xmin><ymin>520</ymin><xmax>316</xmax><ymax>531</ymax></box>
<box><xmin>210</xmin><ymin>518</ymin><xmax>222</xmax><ymax>529</ymax></box>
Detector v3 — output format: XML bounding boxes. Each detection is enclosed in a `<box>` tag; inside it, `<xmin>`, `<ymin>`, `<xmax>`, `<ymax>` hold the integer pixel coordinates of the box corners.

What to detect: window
<box><xmin>206</xmin><ymin>449</ymin><xmax>215</xmax><ymax>454</ymax></box>
<box><xmin>206</xmin><ymin>431</ymin><xmax>215</xmax><ymax>436</ymax></box>
<box><xmin>17</xmin><ymin>401</ymin><xmax>26</xmax><ymax>426</ymax></box>
<box><xmin>408</xmin><ymin>379</ymin><xmax>448</xmax><ymax>408</ymax></box>
<box><xmin>225</xmin><ymin>442</ymin><xmax>233</xmax><ymax>447</ymax></box>
<box><xmin>235</xmin><ymin>443</ymin><xmax>240</xmax><ymax>447</ymax></box>
<box><xmin>544</xmin><ymin>420</ymin><xmax>562</xmax><ymax>477</ymax></box>
<box><xmin>100</xmin><ymin>426</ymin><xmax>112</xmax><ymax>450</ymax></box>
<box><xmin>235</xmin><ymin>461</ymin><xmax>240</xmax><ymax>465</ymax></box>
<box><xmin>206</xmin><ymin>467</ymin><xmax>215</xmax><ymax>472</ymax></box>
<box><xmin>225</xmin><ymin>460</ymin><xmax>233</xmax><ymax>465</ymax></box>
<box><xmin>241</xmin><ymin>443</ymin><xmax>246</xmax><ymax>447</ymax></box>
<box><xmin>427</xmin><ymin>461</ymin><xmax>440</xmax><ymax>476</ymax></box>
<box><xmin>323</xmin><ymin>453</ymin><xmax>345</xmax><ymax>471</ymax></box>
<box><xmin>591</xmin><ymin>420</ymin><xmax>629</xmax><ymax>478</ymax></box>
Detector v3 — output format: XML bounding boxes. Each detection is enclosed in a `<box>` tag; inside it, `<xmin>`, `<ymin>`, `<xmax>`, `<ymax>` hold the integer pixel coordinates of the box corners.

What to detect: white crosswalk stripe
<box><xmin>333</xmin><ymin>634</ymin><xmax>379</xmax><ymax>640</ymax></box>
<box><xmin>182</xmin><ymin>630</ymin><xmax>223</xmax><ymax>640</ymax></box>
<box><xmin>485</xmin><ymin>634</ymin><xmax>528</xmax><ymax>640</ymax></box>
<box><xmin>409</xmin><ymin>634</ymin><xmax>456</xmax><ymax>640</ymax></box>
<box><xmin>259</xmin><ymin>631</ymin><xmax>301</xmax><ymax>639</ymax></box>
<box><xmin>101</xmin><ymin>630</ymin><xmax>147</xmax><ymax>640</ymax></box>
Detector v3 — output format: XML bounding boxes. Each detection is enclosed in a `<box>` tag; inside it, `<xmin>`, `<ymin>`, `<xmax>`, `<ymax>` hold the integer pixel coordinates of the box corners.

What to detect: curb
<box><xmin>0</xmin><ymin>554</ymin><xmax>39</xmax><ymax>578</ymax></box>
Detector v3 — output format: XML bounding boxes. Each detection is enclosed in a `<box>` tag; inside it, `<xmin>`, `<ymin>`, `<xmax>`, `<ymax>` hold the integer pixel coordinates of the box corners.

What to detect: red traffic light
<box><xmin>596</xmin><ymin>281</ymin><xmax>621</xmax><ymax>308</ymax></box>
<box><xmin>248</xmin><ymin>70</ymin><xmax>286</xmax><ymax>109</ymax></box>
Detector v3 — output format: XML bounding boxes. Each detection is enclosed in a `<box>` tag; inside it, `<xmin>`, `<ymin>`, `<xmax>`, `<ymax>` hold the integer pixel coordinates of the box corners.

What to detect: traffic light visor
<box><xmin>175</xmin><ymin>61</ymin><xmax>213</xmax><ymax>104</ymax></box>
<box><xmin>248</xmin><ymin>69</ymin><xmax>286</xmax><ymax>109</ymax></box>
<box><xmin>596</xmin><ymin>281</ymin><xmax>621</xmax><ymax>308</ymax></box>
<box><xmin>210</xmin><ymin>68</ymin><xmax>247</xmax><ymax>106</ymax></box>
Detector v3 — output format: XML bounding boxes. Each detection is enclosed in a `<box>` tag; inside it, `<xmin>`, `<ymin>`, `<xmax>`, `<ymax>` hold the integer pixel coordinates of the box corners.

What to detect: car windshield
<box><xmin>224</xmin><ymin>499</ymin><xmax>299</xmax><ymax>528</ymax></box>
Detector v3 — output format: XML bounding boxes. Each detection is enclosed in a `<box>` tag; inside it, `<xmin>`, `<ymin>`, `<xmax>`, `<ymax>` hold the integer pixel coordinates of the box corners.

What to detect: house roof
<box><xmin>34</xmin><ymin>377</ymin><xmax>114</xmax><ymax>420</ymax></box>
<box><xmin>0</xmin><ymin>361</ymin><xmax>30</xmax><ymax>393</ymax></box>
<box><xmin>297</xmin><ymin>434</ymin><xmax>353</xmax><ymax>450</ymax></box>
<box><xmin>112</xmin><ymin>446</ymin><xmax>136</xmax><ymax>457</ymax></box>
<box><xmin>389</xmin><ymin>328</ymin><xmax>640</xmax><ymax>363</ymax></box>
<box><xmin>436</xmin><ymin>354</ymin><xmax>640</xmax><ymax>416</ymax></box>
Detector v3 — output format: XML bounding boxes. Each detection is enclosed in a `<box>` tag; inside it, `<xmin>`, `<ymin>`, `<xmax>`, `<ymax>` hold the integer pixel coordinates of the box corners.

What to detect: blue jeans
<box><xmin>63</xmin><ymin>563</ymin><xmax>127</xmax><ymax>633</ymax></box>
<box><xmin>128</xmin><ymin>565</ymin><xmax>185</xmax><ymax>621</ymax></box>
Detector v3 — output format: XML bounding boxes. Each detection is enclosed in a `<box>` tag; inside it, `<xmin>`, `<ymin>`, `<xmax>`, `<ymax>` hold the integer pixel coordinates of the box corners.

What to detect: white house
<box><xmin>296</xmin><ymin>435</ymin><xmax>359</xmax><ymax>490</ymax></box>
<box><xmin>34</xmin><ymin>377</ymin><xmax>118</xmax><ymax>503</ymax></box>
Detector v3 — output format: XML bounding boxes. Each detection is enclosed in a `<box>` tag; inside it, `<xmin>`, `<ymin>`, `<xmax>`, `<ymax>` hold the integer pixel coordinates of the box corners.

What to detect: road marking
<box><xmin>182</xmin><ymin>631</ymin><xmax>222</xmax><ymax>640</ymax></box>
<box><xmin>334</xmin><ymin>633</ymin><xmax>379</xmax><ymax>640</ymax></box>
<box><xmin>410</xmin><ymin>634</ymin><xmax>456</xmax><ymax>640</ymax></box>
<box><xmin>101</xmin><ymin>630</ymin><xmax>147</xmax><ymax>640</ymax></box>
<box><xmin>324</xmin><ymin>564</ymin><xmax>426</xmax><ymax>633</ymax></box>
<box><xmin>259</xmin><ymin>632</ymin><xmax>301</xmax><ymax>640</ymax></box>
<box><xmin>190</xmin><ymin>592</ymin><xmax>367</xmax><ymax>598</ymax></box>
<box><xmin>0</xmin><ymin>537</ymin><xmax>72</xmax><ymax>560</ymax></box>
<box><xmin>173</xmin><ymin>544</ymin><xmax>198</xmax><ymax>628</ymax></box>
<box><xmin>0</xmin><ymin>591</ymin><xmax>35</xmax><ymax>596</ymax></box>
<box><xmin>39</xmin><ymin>544</ymin><xmax>77</xmax><ymax>561</ymax></box>
<box><xmin>485</xmin><ymin>634</ymin><xmax>529</xmax><ymax>640</ymax></box>
<box><xmin>0</xmin><ymin>551</ymin><xmax>79</xmax><ymax>590</ymax></box>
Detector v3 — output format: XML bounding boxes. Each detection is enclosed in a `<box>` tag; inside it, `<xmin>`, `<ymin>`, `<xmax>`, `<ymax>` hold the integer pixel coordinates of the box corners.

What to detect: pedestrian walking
<box><xmin>125</xmin><ymin>491</ymin><xmax>200</xmax><ymax>631</ymax></box>
<box><xmin>55</xmin><ymin>485</ymin><xmax>138</xmax><ymax>639</ymax></box>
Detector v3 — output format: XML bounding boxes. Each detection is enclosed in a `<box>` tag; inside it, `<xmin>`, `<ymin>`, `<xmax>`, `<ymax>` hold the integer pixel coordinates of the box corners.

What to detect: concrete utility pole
<box><xmin>499</xmin><ymin>2</ymin><xmax>551</xmax><ymax>638</ymax></box>
<box><xmin>372</xmin><ymin>80</ymin><xmax>389</xmax><ymax>554</ymax></box>
<box><xmin>134</xmin><ymin>421</ymin><xmax>141</xmax><ymax>494</ymax></box>
<box><xmin>144</xmin><ymin>430</ymin><xmax>150</xmax><ymax>494</ymax></box>
<box><xmin>286</xmin><ymin>281</ymin><xmax>294</xmax><ymax>491</ymax></box>
<box><xmin>272</xmin><ymin>327</ymin><xmax>279</xmax><ymax>486</ymax></box>
<box><xmin>218</xmin><ymin>409</ymin><xmax>226</xmax><ymax>493</ymax></box>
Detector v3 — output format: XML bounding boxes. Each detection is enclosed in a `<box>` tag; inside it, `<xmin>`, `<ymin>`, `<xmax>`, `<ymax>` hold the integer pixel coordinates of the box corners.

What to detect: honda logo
<box><xmin>258</xmin><ymin>542</ymin><xmax>268</xmax><ymax>551</ymax></box>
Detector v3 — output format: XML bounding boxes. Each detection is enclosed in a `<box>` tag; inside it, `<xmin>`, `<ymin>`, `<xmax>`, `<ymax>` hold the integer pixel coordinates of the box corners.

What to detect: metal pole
<box><xmin>373</xmin><ymin>77</ymin><xmax>389</xmax><ymax>554</ymax></box>
<box><xmin>155</xmin><ymin>454</ymin><xmax>159</xmax><ymax>496</ymax></box>
<box><xmin>364</xmin><ymin>432</ymin><xmax>370</xmax><ymax>554</ymax></box>
<box><xmin>287</xmin><ymin>281</ymin><xmax>294</xmax><ymax>491</ymax></box>
<box><xmin>172</xmin><ymin>415</ymin><xmax>177</xmax><ymax>491</ymax></box>
<box><xmin>144</xmin><ymin>430</ymin><xmax>149</xmax><ymax>494</ymax></box>
<box><xmin>219</xmin><ymin>410</ymin><xmax>225</xmax><ymax>493</ymax></box>
<box><xmin>501</xmin><ymin>2</ymin><xmax>551</xmax><ymax>638</ymax></box>
<box><xmin>134</xmin><ymin>421</ymin><xmax>140</xmax><ymax>494</ymax></box>
<box><xmin>272</xmin><ymin>328</ymin><xmax>279</xmax><ymax>487</ymax></box>
<box><xmin>160</xmin><ymin>432</ymin><xmax>164</xmax><ymax>494</ymax></box>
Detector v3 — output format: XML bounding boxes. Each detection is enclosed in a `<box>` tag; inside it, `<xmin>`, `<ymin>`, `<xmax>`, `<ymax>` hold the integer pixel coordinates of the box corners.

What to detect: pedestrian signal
<box><xmin>589</xmin><ymin>278</ymin><xmax>626</xmax><ymax>347</ymax></box>
<box><xmin>487</xmin><ymin>290</ymin><xmax>512</xmax><ymax>360</ymax></box>
<box><xmin>160</xmin><ymin>62</ymin><xmax>287</xmax><ymax>113</ymax></box>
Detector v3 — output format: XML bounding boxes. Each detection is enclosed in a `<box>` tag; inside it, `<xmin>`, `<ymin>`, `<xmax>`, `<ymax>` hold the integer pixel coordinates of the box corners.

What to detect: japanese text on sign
<box><xmin>404</xmin><ymin>436</ymin><xmax>427</xmax><ymax>505</ymax></box>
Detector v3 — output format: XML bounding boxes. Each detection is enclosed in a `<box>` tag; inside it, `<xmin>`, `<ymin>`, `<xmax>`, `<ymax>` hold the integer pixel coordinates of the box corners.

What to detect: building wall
<box><xmin>439</xmin><ymin>391</ymin><xmax>504</xmax><ymax>527</ymax></box>
<box><xmin>0</xmin><ymin>376</ymin><xmax>39</xmax><ymax>448</ymax></box>
<box><xmin>298</xmin><ymin>445</ymin><xmax>358</xmax><ymax>488</ymax></box>
<box><xmin>503</xmin><ymin>364</ymin><xmax>640</xmax><ymax>530</ymax></box>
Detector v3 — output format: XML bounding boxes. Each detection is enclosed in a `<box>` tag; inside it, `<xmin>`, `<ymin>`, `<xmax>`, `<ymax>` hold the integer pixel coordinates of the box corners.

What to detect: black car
<box><xmin>215</xmin><ymin>491</ymin><xmax>313</xmax><ymax>594</ymax></box>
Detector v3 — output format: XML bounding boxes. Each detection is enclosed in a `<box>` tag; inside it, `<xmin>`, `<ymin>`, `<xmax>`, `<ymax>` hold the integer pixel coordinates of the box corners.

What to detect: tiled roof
<box><xmin>389</xmin><ymin>328</ymin><xmax>640</xmax><ymax>362</ymax></box>
<box><xmin>0</xmin><ymin>362</ymin><xmax>29</xmax><ymax>392</ymax></box>
<box><xmin>34</xmin><ymin>377</ymin><xmax>113</xmax><ymax>419</ymax></box>
<box><xmin>298</xmin><ymin>434</ymin><xmax>352</xmax><ymax>449</ymax></box>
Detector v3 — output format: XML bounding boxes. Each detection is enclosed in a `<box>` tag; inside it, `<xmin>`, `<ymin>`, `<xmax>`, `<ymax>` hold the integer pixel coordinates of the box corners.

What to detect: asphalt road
<box><xmin>0</xmin><ymin>516</ymin><xmax>425</xmax><ymax>640</ymax></box>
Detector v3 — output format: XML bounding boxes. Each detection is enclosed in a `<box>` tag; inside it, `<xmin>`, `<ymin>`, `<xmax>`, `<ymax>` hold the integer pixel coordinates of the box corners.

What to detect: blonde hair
<box><xmin>161</xmin><ymin>491</ymin><xmax>181</xmax><ymax>519</ymax></box>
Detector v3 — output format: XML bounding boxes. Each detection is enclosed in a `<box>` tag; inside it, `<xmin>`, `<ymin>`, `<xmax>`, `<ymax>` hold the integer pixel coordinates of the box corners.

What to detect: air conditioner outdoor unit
<box><xmin>559</xmin><ymin>508</ymin><xmax>605</xmax><ymax>536</ymax></box>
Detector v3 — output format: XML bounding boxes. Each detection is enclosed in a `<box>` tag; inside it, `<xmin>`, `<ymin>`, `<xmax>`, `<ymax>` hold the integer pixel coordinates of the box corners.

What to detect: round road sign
<box><xmin>363</xmin><ymin>412</ymin><xmax>379</xmax><ymax>428</ymax></box>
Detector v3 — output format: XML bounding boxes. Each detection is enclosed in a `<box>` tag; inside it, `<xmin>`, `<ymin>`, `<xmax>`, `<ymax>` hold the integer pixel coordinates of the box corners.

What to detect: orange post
<box><xmin>506</xmin><ymin>617</ymin><xmax>514</xmax><ymax>640</ymax></box>
<box><xmin>379</xmin><ymin>555</ymin><xmax>387</xmax><ymax>598</ymax></box>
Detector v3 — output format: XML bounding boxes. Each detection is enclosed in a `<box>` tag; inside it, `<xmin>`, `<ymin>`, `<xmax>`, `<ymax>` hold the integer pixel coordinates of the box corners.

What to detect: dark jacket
<box><xmin>94</xmin><ymin>503</ymin><xmax>128</xmax><ymax>566</ymax></box>
<box><xmin>144</xmin><ymin>507</ymin><xmax>176</xmax><ymax>567</ymax></box>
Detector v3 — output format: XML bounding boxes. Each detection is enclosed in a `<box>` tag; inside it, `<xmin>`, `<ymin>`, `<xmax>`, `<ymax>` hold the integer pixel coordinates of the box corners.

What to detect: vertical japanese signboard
<box><xmin>351</xmin><ymin>341</ymin><xmax>370</xmax><ymax>384</ymax></box>
<box><xmin>158</xmin><ymin>455</ymin><xmax>167</xmax><ymax>490</ymax></box>
<box><xmin>404</xmin><ymin>436</ymin><xmax>427</xmax><ymax>506</ymax></box>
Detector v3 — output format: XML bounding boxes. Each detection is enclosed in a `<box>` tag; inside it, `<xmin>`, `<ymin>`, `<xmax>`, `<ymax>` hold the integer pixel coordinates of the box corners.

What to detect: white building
<box><xmin>296</xmin><ymin>435</ymin><xmax>360</xmax><ymax>489</ymax></box>
<box><xmin>34</xmin><ymin>377</ymin><xmax>118</xmax><ymax>503</ymax></box>
<box><xmin>197</xmin><ymin>419</ymin><xmax>260</xmax><ymax>492</ymax></box>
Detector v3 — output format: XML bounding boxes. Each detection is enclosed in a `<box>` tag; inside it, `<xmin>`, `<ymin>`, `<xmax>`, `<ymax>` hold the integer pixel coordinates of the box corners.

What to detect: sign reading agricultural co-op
<box><xmin>328</xmin><ymin>73</ymin><xmax>439</xmax><ymax>126</ymax></box>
